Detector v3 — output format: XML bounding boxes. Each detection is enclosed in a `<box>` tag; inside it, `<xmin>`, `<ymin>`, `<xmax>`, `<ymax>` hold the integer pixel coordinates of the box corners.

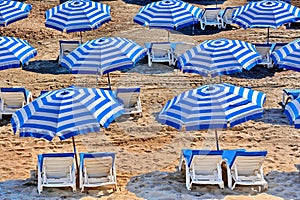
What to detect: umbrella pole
<box><xmin>72</xmin><ymin>137</ymin><xmax>79</xmax><ymax>170</ymax></box>
<box><xmin>80</xmin><ymin>31</ymin><xmax>83</xmax><ymax>44</ymax></box>
<box><xmin>215</xmin><ymin>130</ymin><xmax>220</xmax><ymax>150</ymax></box>
<box><xmin>107</xmin><ymin>73</ymin><xmax>111</xmax><ymax>89</ymax></box>
<box><xmin>167</xmin><ymin>30</ymin><xmax>170</xmax><ymax>42</ymax></box>
<box><xmin>72</xmin><ymin>136</ymin><xmax>80</xmax><ymax>186</ymax></box>
<box><xmin>216</xmin><ymin>0</ymin><xmax>218</xmax><ymax>8</ymax></box>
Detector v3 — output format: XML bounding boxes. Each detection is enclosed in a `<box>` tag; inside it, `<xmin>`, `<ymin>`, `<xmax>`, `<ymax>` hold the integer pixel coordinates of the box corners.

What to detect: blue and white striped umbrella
<box><xmin>177</xmin><ymin>38</ymin><xmax>261</xmax><ymax>77</ymax></box>
<box><xmin>0</xmin><ymin>0</ymin><xmax>32</xmax><ymax>26</ymax></box>
<box><xmin>270</xmin><ymin>39</ymin><xmax>300</xmax><ymax>72</ymax></box>
<box><xmin>61</xmin><ymin>37</ymin><xmax>147</xmax><ymax>75</ymax></box>
<box><xmin>133</xmin><ymin>0</ymin><xmax>202</xmax><ymax>30</ymax></box>
<box><xmin>11</xmin><ymin>86</ymin><xmax>125</xmax><ymax>141</ymax></box>
<box><xmin>284</xmin><ymin>97</ymin><xmax>300</xmax><ymax>128</ymax></box>
<box><xmin>158</xmin><ymin>83</ymin><xmax>266</xmax><ymax>131</ymax></box>
<box><xmin>232</xmin><ymin>0</ymin><xmax>300</xmax><ymax>42</ymax></box>
<box><xmin>45</xmin><ymin>0</ymin><xmax>111</xmax><ymax>33</ymax></box>
<box><xmin>0</xmin><ymin>36</ymin><xmax>37</xmax><ymax>70</ymax></box>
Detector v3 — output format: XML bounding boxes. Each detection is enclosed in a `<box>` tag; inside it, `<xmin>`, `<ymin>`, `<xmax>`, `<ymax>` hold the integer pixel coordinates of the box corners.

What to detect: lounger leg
<box><xmin>37</xmin><ymin>169</ymin><xmax>42</xmax><ymax>194</ymax></box>
<box><xmin>185</xmin><ymin>163</ymin><xmax>192</xmax><ymax>190</ymax></box>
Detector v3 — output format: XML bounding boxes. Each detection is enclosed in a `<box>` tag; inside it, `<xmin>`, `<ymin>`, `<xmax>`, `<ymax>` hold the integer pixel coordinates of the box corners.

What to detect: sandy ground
<box><xmin>0</xmin><ymin>0</ymin><xmax>299</xmax><ymax>199</ymax></box>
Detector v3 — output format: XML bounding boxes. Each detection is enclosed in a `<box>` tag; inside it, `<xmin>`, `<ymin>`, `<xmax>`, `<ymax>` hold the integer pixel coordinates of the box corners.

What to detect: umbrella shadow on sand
<box><xmin>22</xmin><ymin>60</ymin><xmax>70</xmax><ymax>75</ymax></box>
<box><xmin>230</xmin><ymin>65</ymin><xmax>277</xmax><ymax>79</ymax></box>
<box><xmin>254</xmin><ymin>108</ymin><xmax>290</xmax><ymax>126</ymax></box>
<box><xmin>126</xmin><ymin>169</ymin><xmax>300</xmax><ymax>199</ymax></box>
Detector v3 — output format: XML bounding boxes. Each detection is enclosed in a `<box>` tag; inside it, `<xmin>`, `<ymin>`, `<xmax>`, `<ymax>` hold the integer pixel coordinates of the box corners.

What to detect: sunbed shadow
<box><xmin>126</xmin><ymin>170</ymin><xmax>300</xmax><ymax>199</ymax></box>
<box><xmin>124</xmin><ymin>62</ymin><xmax>176</xmax><ymax>75</ymax></box>
<box><xmin>230</xmin><ymin>65</ymin><xmax>277</xmax><ymax>79</ymax></box>
<box><xmin>174</xmin><ymin>25</ymin><xmax>224</xmax><ymax>36</ymax></box>
<box><xmin>22</xmin><ymin>60</ymin><xmax>70</xmax><ymax>75</ymax></box>
<box><xmin>0</xmin><ymin>178</ymin><xmax>116</xmax><ymax>199</ymax></box>
<box><xmin>0</xmin><ymin>115</ymin><xmax>11</xmax><ymax>126</ymax></box>
<box><xmin>121</xmin><ymin>0</ymin><xmax>156</xmax><ymax>6</ymax></box>
<box><xmin>254</xmin><ymin>108</ymin><xmax>289</xmax><ymax>126</ymax></box>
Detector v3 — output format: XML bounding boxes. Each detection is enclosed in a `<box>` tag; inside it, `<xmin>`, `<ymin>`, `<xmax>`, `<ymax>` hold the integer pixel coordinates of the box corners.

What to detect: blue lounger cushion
<box><xmin>38</xmin><ymin>153</ymin><xmax>75</xmax><ymax>170</ymax></box>
<box><xmin>227</xmin><ymin>150</ymin><xmax>268</xmax><ymax>168</ymax></box>
<box><xmin>182</xmin><ymin>149</ymin><xmax>223</xmax><ymax>168</ymax></box>
<box><xmin>79</xmin><ymin>152</ymin><xmax>115</xmax><ymax>171</ymax></box>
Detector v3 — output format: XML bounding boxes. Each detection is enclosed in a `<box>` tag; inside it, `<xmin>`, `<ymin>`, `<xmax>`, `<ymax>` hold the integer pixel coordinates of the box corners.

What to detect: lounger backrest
<box><xmin>231</xmin><ymin>151</ymin><xmax>267</xmax><ymax>175</ymax></box>
<box><xmin>43</xmin><ymin>157</ymin><xmax>74</xmax><ymax>178</ymax></box>
<box><xmin>116</xmin><ymin>87</ymin><xmax>141</xmax><ymax>108</ymax></box>
<box><xmin>80</xmin><ymin>152</ymin><xmax>115</xmax><ymax>178</ymax></box>
<box><xmin>191</xmin><ymin>155</ymin><xmax>223</xmax><ymax>174</ymax></box>
<box><xmin>60</xmin><ymin>40</ymin><xmax>81</xmax><ymax>57</ymax></box>
<box><xmin>254</xmin><ymin>43</ymin><xmax>274</xmax><ymax>60</ymax></box>
<box><xmin>151</xmin><ymin>42</ymin><xmax>171</xmax><ymax>58</ymax></box>
<box><xmin>184</xmin><ymin>150</ymin><xmax>223</xmax><ymax>168</ymax></box>
<box><xmin>222</xmin><ymin>7</ymin><xmax>238</xmax><ymax>21</ymax></box>
<box><xmin>202</xmin><ymin>8</ymin><xmax>221</xmax><ymax>21</ymax></box>
<box><xmin>273</xmin><ymin>43</ymin><xmax>288</xmax><ymax>52</ymax></box>
<box><xmin>0</xmin><ymin>92</ymin><xmax>26</xmax><ymax>108</ymax></box>
<box><xmin>84</xmin><ymin>156</ymin><xmax>113</xmax><ymax>178</ymax></box>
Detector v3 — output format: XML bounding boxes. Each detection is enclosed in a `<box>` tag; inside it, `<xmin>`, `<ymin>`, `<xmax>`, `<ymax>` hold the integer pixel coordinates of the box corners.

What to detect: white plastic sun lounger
<box><xmin>115</xmin><ymin>87</ymin><xmax>142</xmax><ymax>117</ymax></box>
<box><xmin>58</xmin><ymin>40</ymin><xmax>81</xmax><ymax>65</ymax></box>
<box><xmin>219</xmin><ymin>7</ymin><xmax>239</xmax><ymax>29</ymax></box>
<box><xmin>253</xmin><ymin>43</ymin><xmax>275</xmax><ymax>68</ymax></box>
<box><xmin>179</xmin><ymin>149</ymin><xmax>224</xmax><ymax>190</ymax></box>
<box><xmin>224</xmin><ymin>151</ymin><xmax>268</xmax><ymax>191</ymax></box>
<box><xmin>199</xmin><ymin>8</ymin><xmax>222</xmax><ymax>30</ymax></box>
<box><xmin>0</xmin><ymin>87</ymin><xmax>32</xmax><ymax>120</ymax></box>
<box><xmin>79</xmin><ymin>152</ymin><xmax>117</xmax><ymax>192</ymax></box>
<box><xmin>145</xmin><ymin>42</ymin><xmax>174</xmax><ymax>67</ymax></box>
<box><xmin>37</xmin><ymin>153</ymin><xmax>76</xmax><ymax>194</ymax></box>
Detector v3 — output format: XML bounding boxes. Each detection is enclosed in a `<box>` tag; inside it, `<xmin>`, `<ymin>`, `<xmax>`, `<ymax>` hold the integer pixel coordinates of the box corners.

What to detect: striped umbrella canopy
<box><xmin>284</xmin><ymin>97</ymin><xmax>300</xmax><ymax>128</ymax></box>
<box><xmin>60</xmin><ymin>37</ymin><xmax>147</xmax><ymax>85</ymax></box>
<box><xmin>134</xmin><ymin>0</ymin><xmax>202</xmax><ymax>30</ymax></box>
<box><xmin>0</xmin><ymin>0</ymin><xmax>32</xmax><ymax>26</ymax></box>
<box><xmin>232</xmin><ymin>0</ymin><xmax>300</xmax><ymax>43</ymax></box>
<box><xmin>0</xmin><ymin>36</ymin><xmax>37</xmax><ymax>70</ymax></box>
<box><xmin>158</xmin><ymin>83</ymin><xmax>266</xmax><ymax>150</ymax></box>
<box><xmin>11</xmin><ymin>86</ymin><xmax>124</xmax><ymax>141</ymax></box>
<box><xmin>45</xmin><ymin>0</ymin><xmax>111</xmax><ymax>42</ymax></box>
<box><xmin>270</xmin><ymin>38</ymin><xmax>300</xmax><ymax>72</ymax></box>
<box><xmin>177</xmin><ymin>38</ymin><xmax>261</xmax><ymax>77</ymax></box>
<box><xmin>11</xmin><ymin>86</ymin><xmax>124</xmax><ymax>171</ymax></box>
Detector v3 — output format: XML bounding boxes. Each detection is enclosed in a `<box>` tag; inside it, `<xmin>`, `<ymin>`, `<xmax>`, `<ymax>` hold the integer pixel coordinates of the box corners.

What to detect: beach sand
<box><xmin>0</xmin><ymin>0</ymin><xmax>299</xmax><ymax>199</ymax></box>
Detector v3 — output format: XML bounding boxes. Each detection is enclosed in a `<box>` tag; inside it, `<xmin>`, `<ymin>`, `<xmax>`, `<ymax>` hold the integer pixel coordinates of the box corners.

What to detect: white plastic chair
<box><xmin>115</xmin><ymin>87</ymin><xmax>142</xmax><ymax>117</ymax></box>
<box><xmin>79</xmin><ymin>152</ymin><xmax>117</xmax><ymax>192</ymax></box>
<box><xmin>0</xmin><ymin>87</ymin><xmax>32</xmax><ymax>120</ymax></box>
<box><xmin>145</xmin><ymin>42</ymin><xmax>174</xmax><ymax>67</ymax></box>
<box><xmin>199</xmin><ymin>8</ymin><xmax>222</xmax><ymax>30</ymax></box>
<box><xmin>225</xmin><ymin>151</ymin><xmax>268</xmax><ymax>191</ymax></box>
<box><xmin>219</xmin><ymin>7</ymin><xmax>239</xmax><ymax>29</ymax></box>
<box><xmin>253</xmin><ymin>43</ymin><xmax>275</xmax><ymax>68</ymax></box>
<box><xmin>179</xmin><ymin>149</ymin><xmax>224</xmax><ymax>190</ymax></box>
<box><xmin>37</xmin><ymin>153</ymin><xmax>76</xmax><ymax>194</ymax></box>
<box><xmin>58</xmin><ymin>40</ymin><xmax>81</xmax><ymax>65</ymax></box>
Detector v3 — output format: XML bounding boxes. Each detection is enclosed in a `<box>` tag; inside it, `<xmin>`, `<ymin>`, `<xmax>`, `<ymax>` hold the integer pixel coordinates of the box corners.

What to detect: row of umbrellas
<box><xmin>3</xmin><ymin>0</ymin><xmax>300</xmax><ymax>42</ymax></box>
